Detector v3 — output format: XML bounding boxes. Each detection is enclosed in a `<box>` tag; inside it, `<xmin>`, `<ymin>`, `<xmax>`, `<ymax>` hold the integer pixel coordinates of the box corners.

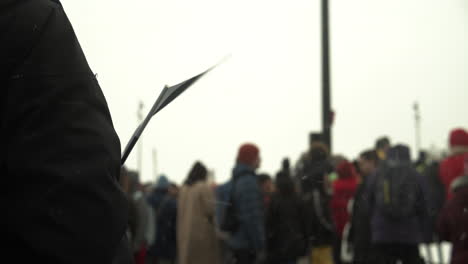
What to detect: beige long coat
<box><xmin>177</xmin><ymin>182</ymin><xmax>220</xmax><ymax>264</ymax></box>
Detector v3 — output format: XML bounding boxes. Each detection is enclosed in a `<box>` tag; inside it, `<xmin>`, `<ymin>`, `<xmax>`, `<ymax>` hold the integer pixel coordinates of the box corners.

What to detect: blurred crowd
<box><xmin>122</xmin><ymin>128</ymin><xmax>468</xmax><ymax>264</ymax></box>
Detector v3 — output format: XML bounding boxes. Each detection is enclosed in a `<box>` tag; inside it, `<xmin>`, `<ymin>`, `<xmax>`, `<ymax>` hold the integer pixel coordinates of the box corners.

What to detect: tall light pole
<box><xmin>321</xmin><ymin>0</ymin><xmax>332</xmax><ymax>152</ymax></box>
<box><xmin>152</xmin><ymin>148</ymin><xmax>158</xmax><ymax>182</ymax></box>
<box><xmin>137</xmin><ymin>101</ymin><xmax>144</xmax><ymax>179</ymax></box>
<box><xmin>413</xmin><ymin>102</ymin><xmax>421</xmax><ymax>154</ymax></box>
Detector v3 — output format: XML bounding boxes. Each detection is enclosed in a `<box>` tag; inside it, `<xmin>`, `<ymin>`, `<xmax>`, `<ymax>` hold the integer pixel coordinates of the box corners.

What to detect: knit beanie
<box><xmin>237</xmin><ymin>143</ymin><xmax>260</xmax><ymax>166</ymax></box>
<box><xmin>450</xmin><ymin>128</ymin><xmax>468</xmax><ymax>148</ymax></box>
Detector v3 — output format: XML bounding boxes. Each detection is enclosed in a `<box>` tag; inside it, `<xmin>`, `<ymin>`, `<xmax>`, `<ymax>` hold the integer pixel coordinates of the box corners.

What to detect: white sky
<box><xmin>61</xmin><ymin>0</ymin><xmax>468</xmax><ymax>184</ymax></box>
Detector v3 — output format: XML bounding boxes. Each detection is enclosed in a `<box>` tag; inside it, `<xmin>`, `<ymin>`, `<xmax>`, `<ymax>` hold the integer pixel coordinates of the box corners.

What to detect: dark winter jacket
<box><xmin>227</xmin><ymin>163</ymin><xmax>265</xmax><ymax>251</ymax></box>
<box><xmin>438</xmin><ymin>175</ymin><xmax>468</xmax><ymax>264</ymax></box>
<box><xmin>367</xmin><ymin>145</ymin><xmax>428</xmax><ymax>245</ymax></box>
<box><xmin>300</xmin><ymin>153</ymin><xmax>335</xmax><ymax>247</ymax></box>
<box><xmin>349</xmin><ymin>177</ymin><xmax>374</xmax><ymax>262</ymax></box>
<box><xmin>147</xmin><ymin>191</ymin><xmax>177</xmax><ymax>260</ymax></box>
<box><xmin>265</xmin><ymin>193</ymin><xmax>308</xmax><ymax>263</ymax></box>
<box><xmin>1</xmin><ymin>1</ymin><xmax>128</xmax><ymax>263</ymax></box>
<box><xmin>421</xmin><ymin>161</ymin><xmax>446</xmax><ymax>243</ymax></box>
<box><xmin>216</xmin><ymin>181</ymin><xmax>232</xmax><ymax>227</ymax></box>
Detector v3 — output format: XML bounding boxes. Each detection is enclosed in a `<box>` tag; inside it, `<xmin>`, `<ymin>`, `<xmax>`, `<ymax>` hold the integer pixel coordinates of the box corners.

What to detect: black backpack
<box><xmin>374</xmin><ymin>160</ymin><xmax>420</xmax><ymax>219</ymax></box>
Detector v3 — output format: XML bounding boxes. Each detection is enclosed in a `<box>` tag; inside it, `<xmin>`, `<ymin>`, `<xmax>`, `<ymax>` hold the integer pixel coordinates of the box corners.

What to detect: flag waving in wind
<box><xmin>121</xmin><ymin>57</ymin><xmax>228</xmax><ymax>165</ymax></box>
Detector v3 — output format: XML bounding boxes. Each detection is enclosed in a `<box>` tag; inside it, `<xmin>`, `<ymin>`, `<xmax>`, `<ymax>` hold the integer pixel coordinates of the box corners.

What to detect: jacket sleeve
<box><xmin>2</xmin><ymin>1</ymin><xmax>128</xmax><ymax>263</ymax></box>
<box><xmin>236</xmin><ymin>176</ymin><xmax>265</xmax><ymax>251</ymax></box>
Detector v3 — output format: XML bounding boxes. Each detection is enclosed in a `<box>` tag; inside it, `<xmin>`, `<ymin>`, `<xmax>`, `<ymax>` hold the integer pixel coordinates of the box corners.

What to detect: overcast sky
<box><xmin>61</xmin><ymin>0</ymin><xmax>467</xmax><ymax>184</ymax></box>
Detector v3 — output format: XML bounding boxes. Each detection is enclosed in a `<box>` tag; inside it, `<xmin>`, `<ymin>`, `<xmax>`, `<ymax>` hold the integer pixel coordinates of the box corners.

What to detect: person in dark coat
<box><xmin>265</xmin><ymin>170</ymin><xmax>308</xmax><ymax>264</ymax></box>
<box><xmin>299</xmin><ymin>143</ymin><xmax>335</xmax><ymax>264</ymax></box>
<box><xmin>226</xmin><ymin>143</ymin><xmax>265</xmax><ymax>264</ymax></box>
<box><xmin>349</xmin><ymin>150</ymin><xmax>379</xmax><ymax>264</ymax></box>
<box><xmin>367</xmin><ymin>145</ymin><xmax>427</xmax><ymax>264</ymax></box>
<box><xmin>146</xmin><ymin>175</ymin><xmax>177</xmax><ymax>264</ymax></box>
<box><xmin>437</xmin><ymin>161</ymin><xmax>468</xmax><ymax>264</ymax></box>
<box><xmin>1</xmin><ymin>1</ymin><xmax>129</xmax><ymax>263</ymax></box>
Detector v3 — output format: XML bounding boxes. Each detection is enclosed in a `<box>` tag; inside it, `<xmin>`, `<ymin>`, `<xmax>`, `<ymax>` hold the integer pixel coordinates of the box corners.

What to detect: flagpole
<box><xmin>152</xmin><ymin>148</ymin><xmax>157</xmax><ymax>182</ymax></box>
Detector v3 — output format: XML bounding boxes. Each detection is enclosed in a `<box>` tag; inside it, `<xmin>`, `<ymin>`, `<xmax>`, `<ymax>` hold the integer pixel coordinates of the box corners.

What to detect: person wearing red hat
<box><xmin>221</xmin><ymin>143</ymin><xmax>265</xmax><ymax>264</ymax></box>
<box><xmin>439</xmin><ymin>128</ymin><xmax>468</xmax><ymax>200</ymax></box>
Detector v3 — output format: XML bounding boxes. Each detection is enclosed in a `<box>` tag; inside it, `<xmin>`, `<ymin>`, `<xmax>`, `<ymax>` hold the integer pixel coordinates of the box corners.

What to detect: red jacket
<box><xmin>331</xmin><ymin>177</ymin><xmax>358</xmax><ymax>237</ymax></box>
<box><xmin>439</xmin><ymin>153</ymin><xmax>468</xmax><ymax>200</ymax></box>
<box><xmin>438</xmin><ymin>176</ymin><xmax>468</xmax><ymax>264</ymax></box>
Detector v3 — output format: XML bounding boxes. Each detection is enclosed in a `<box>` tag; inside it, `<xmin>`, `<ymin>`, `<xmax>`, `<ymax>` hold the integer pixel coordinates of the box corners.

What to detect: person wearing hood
<box><xmin>1</xmin><ymin>1</ymin><xmax>129</xmax><ymax>263</ymax></box>
<box><xmin>437</xmin><ymin>157</ymin><xmax>468</xmax><ymax>264</ymax></box>
<box><xmin>439</xmin><ymin>128</ymin><xmax>468</xmax><ymax>200</ymax></box>
<box><xmin>367</xmin><ymin>145</ymin><xmax>427</xmax><ymax>264</ymax></box>
<box><xmin>330</xmin><ymin>160</ymin><xmax>359</xmax><ymax>264</ymax></box>
<box><xmin>146</xmin><ymin>175</ymin><xmax>177</xmax><ymax>264</ymax></box>
<box><xmin>223</xmin><ymin>143</ymin><xmax>265</xmax><ymax>264</ymax></box>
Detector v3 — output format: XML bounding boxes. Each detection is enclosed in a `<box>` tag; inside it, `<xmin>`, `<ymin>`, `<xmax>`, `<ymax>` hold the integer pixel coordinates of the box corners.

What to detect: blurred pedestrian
<box><xmin>300</xmin><ymin>143</ymin><xmax>335</xmax><ymax>264</ymax></box>
<box><xmin>348</xmin><ymin>150</ymin><xmax>379</xmax><ymax>264</ymax></box>
<box><xmin>330</xmin><ymin>160</ymin><xmax>358</xmax><ymax>264</ymax></box>
<box><xmin>177</xmin><ymin>162</ymin><xmax>220</xmax><ymax>264</ymax></box>
<box><xmin>222</xmin><ymin>143</ymin><xmax>265</xmax><ymax>264</ymax></box>
<box><xmin>367</xmin><ymin>145</ymin><xmax>427</xmax><ymax>264</ymax></box>
<box><xmin>146</xmin><ymin>175</ymin><xmax>177</xmax><ymax>264</ymax></box>
<box><xmin>265</xmin><ymin>170</ymin><xmax>308</xmax><ymax>264</ymax></box>
<box><xmin>439</xmin><ymin>128</ymin><xmax>468</xmax><ymax>200</ymax></box>
<box><xmin>437</xmin><ymin>156</ymin><xmax>468</xmax><ymax>264</ymax></box>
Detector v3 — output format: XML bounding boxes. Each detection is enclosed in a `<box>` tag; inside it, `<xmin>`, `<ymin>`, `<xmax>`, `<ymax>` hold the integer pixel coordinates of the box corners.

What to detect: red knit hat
<box><xmin>450</xmin><ymin>128</ymin><xmax>468</xmax><ymax>147</ymax></box>
<box><xmin>337</xmin><ymin>160</ymin><xmax>358</xmax><ymax>179</ymax></box>
<box><xmin>237</xmin><ymin>143</ymin><xmax>260</xmax><ymax>166</ymax></box>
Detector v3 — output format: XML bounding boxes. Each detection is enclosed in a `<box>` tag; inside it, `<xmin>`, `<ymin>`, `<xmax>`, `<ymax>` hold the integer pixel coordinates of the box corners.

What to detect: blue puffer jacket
<box><xmin>227</xmin><ymin>163</ymin><xmax>265</xmax><ymax>251</ymax></box>
<box><xmin>216</xmin><ymin>181</ymin><xmax>232</xmax><ymax>226</ymax></box>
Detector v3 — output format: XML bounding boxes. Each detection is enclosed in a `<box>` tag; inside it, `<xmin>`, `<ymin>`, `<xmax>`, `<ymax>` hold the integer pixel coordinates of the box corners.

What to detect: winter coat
<box><xmin>177</xmin><ymin>182</ymin><xmax>220</xmax><ymax>264</ymax></box>
<box><xmin>1</xmin><ymin>1</ymin><xmax>128</xmax><ymax>263</ymax></box>
<box><xmin>216</xmin><ymin>181</ymin><xmax>232</xmax><ymax>227</ymax></box>
<box><xmin>265</xmin><ymin>193</ymin><xmax>308</xmax><ymax>263</ymax></box>
<box><xmin>330</xmin><ymin>162</ymin><xmax>358</xmax><ymax>238</ymax></box>
<box><xmin>228</xmin><ymin>163</ymin><xmax>266</xmax><ymax>251</ymax></box>
<box><xmin>438</xmin><ymin>175</ymin><xmax>468</xmax><ymax>264</ymax></box>
<box><xmin>421</xmin><ymin>161</ymin><xmax>446</xmax><ymax>243</ymax></box>
<box><xmin>349</xmin><ymin>178</ymin><xmax>374</xmax><ymax>261</ymax></box>
<box><xmin>302</xmin><ymin>189</ymin><xmax>335</xmax><ymax>247</ymax></box>
<box><xmin>147</xmin><ymin>190</ymin><xmax>177</xmax><ymax>260</ymax></box>
<box><xmin>439</xmin><ymin>152</ymin><xmax>468</xmax><ymax>200</ymax></box>
<box><xmin>148</xmin><ymin>194</ymin><xmax>177</xmax><ymax>261</ymax></box>
<box><xmin>367</xmin><ymin>145</ymin><xmax>428</xmax><ymax>245</ymax></box>
<box><xmin>300</xmin><ymin>154</ymin><xmax>335</xmax><ymax>247</ymax></box>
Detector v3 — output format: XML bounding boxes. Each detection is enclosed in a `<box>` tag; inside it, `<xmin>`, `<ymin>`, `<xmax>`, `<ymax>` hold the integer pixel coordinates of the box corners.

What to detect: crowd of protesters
<box><xmin>120</xmin><ymin>128</ymin><xmax>468</xmax><ymax>264</ymax></box>
<box><xmin>4</xmin><ymin>1</ymin><xmax>467</xmax><ymax>264</ymax></box>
